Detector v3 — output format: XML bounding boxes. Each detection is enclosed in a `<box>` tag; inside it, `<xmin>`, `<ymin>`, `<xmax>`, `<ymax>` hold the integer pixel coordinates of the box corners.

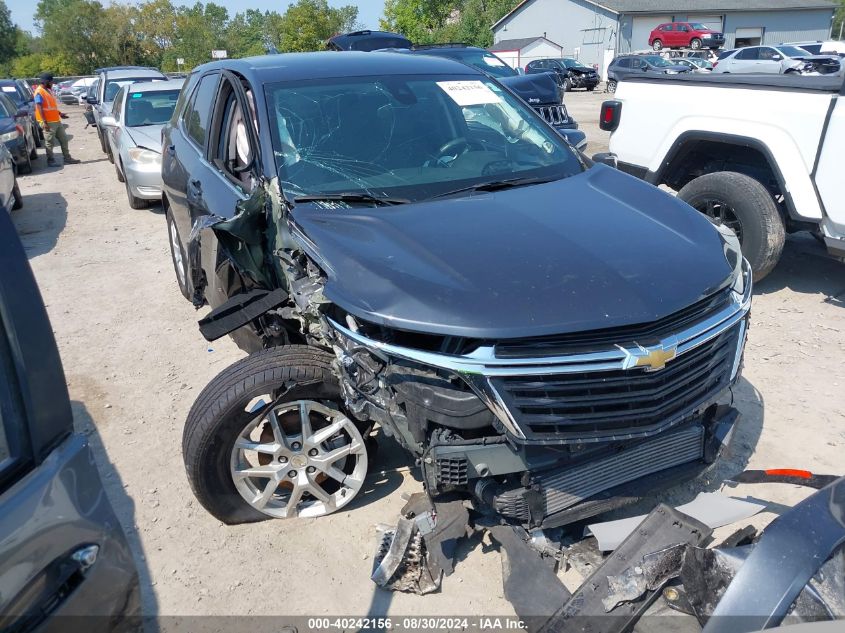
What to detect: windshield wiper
<box><xmin>293</xmin><ymin>192</ymin><xmax>409</xmax><ymax>206</ymax></box>
<box><xmin>432</xmin><ymin>176</ymin><xmax>557</xmax><ymax>199</ymax></box>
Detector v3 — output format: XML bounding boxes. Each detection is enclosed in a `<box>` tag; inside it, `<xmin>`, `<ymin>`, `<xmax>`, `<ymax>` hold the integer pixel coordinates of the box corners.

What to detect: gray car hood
<box><xmin>291</xmin><ymin>165</ymin><xmax>734</xmax><ymax>339</ymax></box>
<box><xmin>125</xmin><ymin>125</ymin><xmax>164</xmax><ymax>152</ymax></box>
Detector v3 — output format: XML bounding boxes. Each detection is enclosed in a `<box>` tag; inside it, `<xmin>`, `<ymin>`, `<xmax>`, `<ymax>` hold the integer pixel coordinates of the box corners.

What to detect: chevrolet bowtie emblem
<box><xmin>631</xmin><ymin>344</ymin><xmax>678</xmax><ymax>371</ymax></box>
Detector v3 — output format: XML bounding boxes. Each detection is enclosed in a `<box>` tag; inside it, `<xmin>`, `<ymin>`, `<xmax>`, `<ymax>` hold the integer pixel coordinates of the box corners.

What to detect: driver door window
<box><xmin>209</xmin><ymin>76</ymin><xmax>259</xmax><ymax>192</ymax></box>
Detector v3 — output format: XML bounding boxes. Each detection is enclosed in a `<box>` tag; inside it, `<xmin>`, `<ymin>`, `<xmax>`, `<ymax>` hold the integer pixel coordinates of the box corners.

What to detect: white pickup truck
<box><xmin>601</xmin><ymin>73</ymin><xmax>845</xmax><ymax>279</ymax></box>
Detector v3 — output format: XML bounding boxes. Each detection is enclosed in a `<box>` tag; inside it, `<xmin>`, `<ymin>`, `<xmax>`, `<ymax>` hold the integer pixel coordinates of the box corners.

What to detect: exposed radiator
<box><xmin>544</xmin><ymin>424</ymin><xmax>704</xmax><ymax>515</ymax></box>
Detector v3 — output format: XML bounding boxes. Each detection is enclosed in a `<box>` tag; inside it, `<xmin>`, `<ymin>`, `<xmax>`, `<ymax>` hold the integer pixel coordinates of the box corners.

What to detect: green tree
<box><xmin>380</xmin><ymin>0</ymin><xmax>520</xmax><ymax>47</ymax></box>
<box><xmin>381</xmin><ymin>0</ymin><xmax>454</xmax><ymax>44</ymax></box>
<box><xmin>0</xmin><ymin>1</ymin><xmax>18</xmax><ymax>67</ymax></box>
<box><xmin>227</xmin><ymin>9</ymin><xmax>273</xmax><ymax>58</ymax></box>
<box><xmin>270</xmin><ymin>0</ymin><xmax>359</xmax><ymax>52</ymax></box>
<box><xmin>834</xmin><ymin>1</ymin><xmax>845</xmax><ymax>40</ymax></box>
<box><xmin>11</xmin><ymin>53</ymin><xmax>48</xmax><ymax>77</ymax></box>
<box><xmin>36</xmin><ymin>0</ymin><xmax>113</xmax><ymax>73</ymax></box>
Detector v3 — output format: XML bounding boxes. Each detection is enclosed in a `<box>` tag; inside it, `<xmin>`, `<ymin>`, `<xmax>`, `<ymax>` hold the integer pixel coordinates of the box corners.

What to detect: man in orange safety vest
<box><xmin>34</xmin><ymin>72</ymin><xmax>80</xmax><ymax>166</ymax></box>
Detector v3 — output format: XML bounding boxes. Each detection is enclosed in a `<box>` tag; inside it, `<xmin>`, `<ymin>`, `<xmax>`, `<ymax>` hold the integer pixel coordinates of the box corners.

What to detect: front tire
<box><xmin>182</xmin><ymin>346</ymin><xmax>369</xmax><ymax>524</ymax></box>
<box><xmin>678</xmin><ymin>171</ymin><xmax>785</xmax><ymax>281</ymax></box>
<box><xmin>607</xmin><ymin>79</ymin><xmax>617</xmax><ymax>93</ymax></box>
<box><xmin>18</xmin><ymin>151</ymin><xmax>32</xmax><ymax>175</ymax></box>
<box><xmin>99</xmin><ymin>129</ymin><xmax>108</xmax><ymax>153</ymax></box>
<box><xmin>652</xmin><ymin>39</ymin><xmax>663</xmax><ymax>51</ymax></box>
<box><xmin>125</xmin><ymin>175</ymin><xmax>149</xmax><ymax>209</ymax></box>
<box><xmin>562</xmin><ymin>77</ymin><xmax>571</xmax><ymax>92</ymax></box>
<box><xmin>11</xmin><ymin>181</ymin><xmax>22</xmax><ymax>210</ymax></box>
<box><xmin>115</xmin><ymin>158</ymin><xmax>125</xmax><ymax>182</ymax></box>
<box><xmin>690</xmin><ymin>38</ymin><xmax>702</xmax><ymax>50</ymax></box>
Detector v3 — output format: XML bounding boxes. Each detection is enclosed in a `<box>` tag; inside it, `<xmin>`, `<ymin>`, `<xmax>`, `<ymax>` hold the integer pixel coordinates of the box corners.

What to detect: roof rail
<box><xmin>412</xmin><ymin>43</ymin><xmax>471</xmax><ymax>50</ymax></box>
<box><xmin>94</xmin><ymin>65</ymin><xmax>160</xmax><ymax>73</ymax></box>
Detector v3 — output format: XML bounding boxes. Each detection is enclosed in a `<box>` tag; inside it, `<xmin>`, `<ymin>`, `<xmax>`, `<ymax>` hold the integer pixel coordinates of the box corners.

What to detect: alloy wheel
<box><xmin>169</xmin><ymin>219</ymin><xmax>186</xmax><ymax>287</ymax></box>
<box><xmin>229</xmin><ymin>399</ymin><xmax>368</xmax><ymax>519</ymax></box>
<box><xmin>693</xmin><ymin>198</ymin><xmax>744</xmax><ymax>243</ymax></box>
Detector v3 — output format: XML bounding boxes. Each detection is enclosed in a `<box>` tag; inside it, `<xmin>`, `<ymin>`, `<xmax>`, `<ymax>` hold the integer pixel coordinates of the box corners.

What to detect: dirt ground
<box><xmin>10</xmin><ymin>98</ymin><xmax>845</xmax><ymax>623</ymax></box>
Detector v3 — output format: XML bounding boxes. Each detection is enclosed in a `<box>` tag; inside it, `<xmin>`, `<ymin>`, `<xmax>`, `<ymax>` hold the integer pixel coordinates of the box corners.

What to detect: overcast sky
<box><xmin>6</xmin><ymin>0</ymin><xmax>384</xmax><ymax>34</ymax></box>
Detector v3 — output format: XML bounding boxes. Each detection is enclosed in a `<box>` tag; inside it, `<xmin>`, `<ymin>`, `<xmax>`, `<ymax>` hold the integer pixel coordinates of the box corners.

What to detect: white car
<box><xmin>100</xmin><ymin>79</ymin><xmax>183</xmax><ymax>209</ymax></box>
<box><xmin>782</xmin><ymin>40</ymin><xmax>845</xmax><ymax>56</ymax></box>
<box><xmin>713</xmin><ymin>45</ymin><xmax>816</xmax><ymax>74</ymax></box>
<box><xmin>602</xmin><ymin>72</ymin><xmax>845</xmax><ymax>280</ymax></box>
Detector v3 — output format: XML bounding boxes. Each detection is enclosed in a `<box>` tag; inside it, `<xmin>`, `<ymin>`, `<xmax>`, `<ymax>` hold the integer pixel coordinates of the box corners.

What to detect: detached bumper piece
<box><xmin>371</xmin><ymin>493</ymin><xmax>469</xmax><ymax>595</ymax></box>
<box><xmin>539</xmin><ymin>504</ymin><xmax>712</xmax><ymax>633</ymax></box>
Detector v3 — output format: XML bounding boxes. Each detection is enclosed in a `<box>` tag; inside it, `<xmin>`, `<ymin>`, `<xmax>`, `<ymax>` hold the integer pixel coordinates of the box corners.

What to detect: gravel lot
<box><xmin>10</xmin><ymin>98</ymin><xmax>845</xmax><ymax>622</ymax></box>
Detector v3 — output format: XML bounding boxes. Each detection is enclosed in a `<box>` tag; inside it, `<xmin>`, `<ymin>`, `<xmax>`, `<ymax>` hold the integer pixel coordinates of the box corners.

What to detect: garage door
<box><xmin>688</xmin><ymin>15</ymin><xmax>723</xmax><ymax>32</ymax></box>
<box><xmin>632</xmin><ymin>15</ymin><xmax>672</xmax><ymax>51</ymax></box>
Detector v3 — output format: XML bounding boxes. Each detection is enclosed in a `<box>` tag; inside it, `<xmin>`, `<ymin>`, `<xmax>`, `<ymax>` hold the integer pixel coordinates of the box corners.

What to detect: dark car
<box><xmin>162</xmin><ymin>52</ymin><xmax>750</xmax><ymax>530</ymax></box>
<box><xmin>525</xmin><ymin>58</ymin><xmax>600</xmax><ymax>91</ymax></box>
<box><xmin>327</xmin><ymin>29</ymin><xmax>412</xmax><ymax>51</ymax></box>
<box><xmin>0</xmin><ymin>92</ymin><xmax>36</xmax><ymax>174</ymax></box>
<box><xmin>0</xmin><ymin>79</ymin><xmax>40</xmax><ymax>158</ymax></box>
<box><xmin>327</xmin><ymin>32</ymin><xmax>584</xmax><ymax>148</ymax></box>
<box><xmin>0</xmin><ymin>143</ymin><xmax>22</xmax><ymax>212</ymax></box>
<box><xmin>606</xmin><ymin>54</ymin><xmax>691</xmax><ymax>92</ymax></box>
<box><xmin>0</xmin><ymin>210</ymin><xmax>140</xmax><ymax>629</ymax></box>
<box><xmin>648</xmin><ymin>22</ymin><xmax>725</xmax><ymax>50</ymax></box>
<box><xmin>403</xmin><ymin>44</ymin><xmax>586</xmax><ymax>150</ymax></box>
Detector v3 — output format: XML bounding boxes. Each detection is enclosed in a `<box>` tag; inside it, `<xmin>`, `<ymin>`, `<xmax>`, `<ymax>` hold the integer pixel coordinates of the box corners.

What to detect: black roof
<box><xmin>191</xmin><ymin>51</ymin><xmax>480</xmax><ymax>82</ymax></box>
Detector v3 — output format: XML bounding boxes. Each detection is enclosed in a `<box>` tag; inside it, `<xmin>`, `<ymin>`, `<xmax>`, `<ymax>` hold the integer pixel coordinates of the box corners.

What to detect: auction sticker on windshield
<box><xmin>437</xmin><ymin>81</ymin><xmax>500</xmax><ymax>106</ymax></box>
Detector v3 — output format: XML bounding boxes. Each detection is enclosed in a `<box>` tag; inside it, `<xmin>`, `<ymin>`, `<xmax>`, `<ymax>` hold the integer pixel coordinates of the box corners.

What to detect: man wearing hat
<box><xmin>34</xmin><ymin>73</ymin><xmax>80</xmax><ymax>166</ymax></box>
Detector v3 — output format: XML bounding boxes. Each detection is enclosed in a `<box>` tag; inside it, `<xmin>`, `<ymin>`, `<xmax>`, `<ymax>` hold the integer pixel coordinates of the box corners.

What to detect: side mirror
<box><xmin>86</xmin><ymin>96</ymin><xmax>99</xmax><ymax>105</ymax></box>
<box><xmin>592</xmin><ymin>152</ymin><xmax>618</xmax><ymax>168</ymax></box>
<box><xmin>15</xmin><ymin>109</ymin><xmax>29</xmax><ymax>119</ymax></box>
<box><xmin>100</xmin><ymin>115</ymin><xmax>118</xmax><ymax>128</ymax></box>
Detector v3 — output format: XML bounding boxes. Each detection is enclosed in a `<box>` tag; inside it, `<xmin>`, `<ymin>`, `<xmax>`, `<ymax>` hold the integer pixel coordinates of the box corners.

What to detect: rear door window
<box><xmin>736</xmin><ymin>48</ymin><xmax>759</xmax><ymax>60</ymax></box>
<box><xmin>182</xmin><ymin>73</ymin><xmax>220</xmax><ymax>149</ymax></box>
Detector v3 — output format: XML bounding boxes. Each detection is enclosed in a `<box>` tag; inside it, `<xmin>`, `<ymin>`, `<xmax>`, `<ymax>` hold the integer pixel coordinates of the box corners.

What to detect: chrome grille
<box><xmin>543</xmin><ymin>424</ymin><xmax>704</xmax><ymax>515</ymax></box>
<box><xmin>496</xmin><ymin>289</ymin><xmax>731</xmax><ymax>358</ymax></box>
<box><xmin>534</xmin><ymin>104</ymin><xmax>570</xmax><ymax>126</ymax></box>
<box><xmin>491</xmin><ymin>322</ymin><xmax>741</xmax><ymax>440</ymax></box>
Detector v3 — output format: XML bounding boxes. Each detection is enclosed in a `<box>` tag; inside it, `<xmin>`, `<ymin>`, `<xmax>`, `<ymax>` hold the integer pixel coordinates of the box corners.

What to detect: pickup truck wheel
<box><xmin>562</xmin><ymin>77</ymin><xmax>572</xmax><ymax>92</ymax></box>
<box><xmin>678</xmin><ymin>171</ymin><xmax>785</xmax><ymax>281</ymax></box>
<box><xmin>652</xmin><ymin>39</ymin><xmax>663</xmax><ymax>51</ymax></box>
<box><xmin>690</xmin><ymin>38</ymin><xmax>702</xmax><ymax>50</ymax></box>
<box><xmin>182</xmin><ymin>346</ymin><xmax>368</xmax><ymax>524</ymax></box>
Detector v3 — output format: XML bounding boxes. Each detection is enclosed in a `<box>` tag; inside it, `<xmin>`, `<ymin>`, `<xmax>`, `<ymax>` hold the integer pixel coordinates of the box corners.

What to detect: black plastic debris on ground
<box><xmin>539</xmin><ymin>504</ymin><xmax>712</xmax><ymax>633</ymax></box>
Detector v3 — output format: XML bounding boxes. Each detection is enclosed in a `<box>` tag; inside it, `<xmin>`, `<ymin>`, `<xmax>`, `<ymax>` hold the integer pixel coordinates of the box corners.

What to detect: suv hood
<box><xmin>291</xmin><ymin>165</ymin><xmax>734</xmax><ymax>339</ymax></box>
<box><xmin>498</xmin><ymin>72</ymin><xmax>560</xmax><ymax>106</ymax></box>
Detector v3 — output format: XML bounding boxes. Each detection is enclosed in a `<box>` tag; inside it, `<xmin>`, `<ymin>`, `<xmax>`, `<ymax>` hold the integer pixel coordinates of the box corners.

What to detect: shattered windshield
<box><xmin>265</xmin><ymin>74</ymin><xmax>583</xmax><ymax>203</ymax></box>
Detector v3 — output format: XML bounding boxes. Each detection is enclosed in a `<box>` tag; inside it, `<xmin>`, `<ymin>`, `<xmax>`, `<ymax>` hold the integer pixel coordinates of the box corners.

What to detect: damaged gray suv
<box><xmin>163</xmin><ymin>53</ymin><xmax>752</xmax><ymax>527</ymax></box>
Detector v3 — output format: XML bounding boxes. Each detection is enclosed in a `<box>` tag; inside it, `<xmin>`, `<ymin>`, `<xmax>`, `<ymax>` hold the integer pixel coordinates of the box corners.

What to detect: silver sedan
<box><xmin>101</xmin><ymin>79</ymin><xmax>184</xmax><ymax>209</ymax></box>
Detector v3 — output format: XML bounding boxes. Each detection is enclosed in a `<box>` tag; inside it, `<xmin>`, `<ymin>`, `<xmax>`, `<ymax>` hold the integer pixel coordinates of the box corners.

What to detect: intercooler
<box><xmin>492</xmin><ymin>424</ymin><xmax>705</xmax><ymax>521</ymax></box>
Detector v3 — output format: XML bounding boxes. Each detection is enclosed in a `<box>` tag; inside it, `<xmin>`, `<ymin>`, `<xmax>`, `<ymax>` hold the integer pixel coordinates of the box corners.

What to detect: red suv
<box><xmin>648</xmin><ymin>22</ymin><xmax>725</xmax><ymax>50</ymax></box>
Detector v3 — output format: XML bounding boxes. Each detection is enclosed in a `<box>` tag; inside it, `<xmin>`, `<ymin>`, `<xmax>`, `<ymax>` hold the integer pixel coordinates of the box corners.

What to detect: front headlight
<box><xmin>715</xmin><ymin>222</ymin><xmax>752</xmax><ymax>304</ymax></box>
<box><xmin>127</xmin><ymin>147</ymin><xmax>160</xmax><ymax>164</ymax></box>
<box><xmin>0</xmin><ymin>130</ymin><xmax>20</xmax><ymax>142</ymax></box>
